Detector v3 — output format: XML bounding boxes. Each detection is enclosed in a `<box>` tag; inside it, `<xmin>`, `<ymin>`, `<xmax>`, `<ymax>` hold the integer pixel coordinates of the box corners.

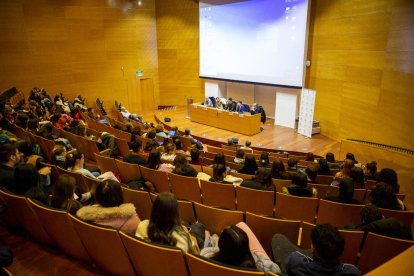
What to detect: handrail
<box><xmin>346</xmin><ymin>139</ymin><xmax>414</xmax><ymax>155</ymax></box>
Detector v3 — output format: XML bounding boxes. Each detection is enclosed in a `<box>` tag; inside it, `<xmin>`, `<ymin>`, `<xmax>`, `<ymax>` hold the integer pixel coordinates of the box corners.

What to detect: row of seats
<box><xmin>1</xmin><ymin>188</ymin><xmax>412</xmax><ymax>275</ymax></box>
<box><xmin>92</xmin><ymin>153</ymin><xmax>414</xmax><ymax>228</ymax></box>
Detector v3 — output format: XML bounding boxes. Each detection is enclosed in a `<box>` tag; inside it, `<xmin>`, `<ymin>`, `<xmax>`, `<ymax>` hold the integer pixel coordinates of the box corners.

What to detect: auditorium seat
<box><xmin>308</xmin><ymin>183</ymin><xmax>330</xmax><ymax>198</ymax></box>
<box><xmin>0</xmin><ymin>189</ymin><xmax>52</xmax><ymax>246</ymax></box>
<box><xmin>358</xmin><ymin>232</ymin><xmax>414</xmax><ymax>274</ymax></box>
<box><xmin>27</xmin><ymin>199</ymin><xmax>91</xmax><ymax>263</ymax></box>
<box><xmin>193</xmin><ymin>202</ymin><xmax>243</xmax><ymax>235</ymax></box>
<box><xmin>379</xmin><ymin>208</ymin><xmax>414</xmax><ymax>227</ymax></box>
<box><xmin>202</xmin><ymin>166</ymin><xmax>213</xmax><ymax>176</ymax></box>
<box><xmin>200</xmin><ymin>179</ymin><xmax>236</xmax><ymax>210</ymax></box>
<box><xmin>56</xmin><ymin>166</ymin><xmax>90</xmax><ymax>193</ymax></box>
<box><xmin>245</xmin><ymin>212</ymin><xmax>300</xmax><ymax>258</ymax></box>
<box><xmin>169</xmin><ymin>173</ymin><xmax>202</xmax><ymax>203</ymax></box>
<box><xmin>68</xmin><ymin>214</ymin><xmax>136</xmax><ymax>275</ymax></box>
<box><xmin>115</xmin><ymin>137</ymin><xmax>132</xmax><ymax>157</ymax></box>
<box><xmin>236</xmin><ymin>186</ymin><xmax>274</xmax><ymax>216</ymax></box>
<box><xmin>94</xmin><ymin>153</ymin><xmax>120</xmax><ymax>175</ymax></box>
<box><xmin>121</xmin><ymin>187</ymin><xmax>152</xmax><ymax>220</ymax></box>
<box><xmin>315</xmin><ymin>174</ymin><xmax>333</xmax><ymax>184</ymax></box>
<box><xmin>119</xmin><ymin>232</ymin><xmax>188</xmax><ymax>276</ymax></box>
<box><xmin>139</xmin><ymin>166</ymin><xmax>170</xmax><ymax>192</ymax></box>
<box><xmin>272</xmin><ymin>179</ymin><xmax>291</xmax><ymax>193</ymax></box>
<box><xmin>327</xmin><ymin>186</ymin><xmax>367</xmax><ymax>202</ymax></box>
<box><xmin>230</xmin><ymin>171</ymin><xmax>254</xmax><ymax>180</ymax></box>
<box><xmin>316</xmin><ymin>199</ymin><xmax>363</xmax><ymax>228</ymax></box>
<box><xmin>274</xmin><ymin>192</ymin><xmax>318</xmax><ymax>223</ymax></box>
<box><xmin>186</xmin><ymin>253</ymin><xmax>267</xmax><ymax>276</ymax></box>
<box><xmin>115</xmin><ymin>159</ymin><xmax>142</xmax><ymax>184</ymax></box>
<box><xmin>300</xmin><ymin>222</ymin><xmax>364</xmax><ymax>265</ymax></box>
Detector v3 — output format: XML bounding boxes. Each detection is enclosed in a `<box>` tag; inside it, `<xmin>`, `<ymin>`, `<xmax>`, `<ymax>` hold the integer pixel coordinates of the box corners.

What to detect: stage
<box><xmin>141</xmin><ymin>106</ymin><xmax>340</xmax><ymax>157</ymax></box>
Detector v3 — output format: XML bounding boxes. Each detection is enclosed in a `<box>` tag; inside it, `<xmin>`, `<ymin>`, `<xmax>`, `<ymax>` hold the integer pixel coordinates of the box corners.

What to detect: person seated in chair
<box><xmin>250</xmin><ymin>103</ymin><xmax>266</xmax><ymax>124</ymax></box>
<box><xmin>123</xmin><ymin>140</ymin><xmax>146</xmax><ymax>166</ymax></box>
<box><xmin>225</xmin><ymin>98</ymin><xmax>237</xmax><ymax>112</ymax></box>
<box><xmin>236</xmin><ymin>101</ymin><xmax>248</xmax><ymax>114</ymax></box>
<box><xmin>271</xmin><ymin>224</ymin><xmax>361</xmax><ymax>275</ymax></box>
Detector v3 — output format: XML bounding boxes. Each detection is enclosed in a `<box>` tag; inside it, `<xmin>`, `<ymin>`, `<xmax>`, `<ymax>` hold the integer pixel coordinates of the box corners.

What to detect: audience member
<box><xmin>271</xmin><ymin>224</ymin><xmax>361</xmax><ymax>275</ymax></box>
<box><xmin>369</xmin><ymin>182</ymin><xmax>404</xmax><ymax>211</ymax></box>
<box><xmin>333</xmin><ymin>159</ymin><xmax>354</xmax><ymax>183</ymax></box>
<box><xmin>283</xmin><ymin>172</ymin><xmax>317</xmax><ymax>197</ymax></box>
<box><xmin>183</xmin><ymin>128</ymin><xmax>203</xmax><ymax>150</ymax></box>
<box><xmin>189</xmin><ymin>148</ymin><xmax>206</xmax><ymax>167</ymax></box>
<box><xmin>258</xmin><ymin>151</ymin><xmax>270</xmax><ymax>168</ymax></box>
<box><xmin>155</xmin><ymin>124</ymin><xmax>167</xmax><ymax>138</ymax></box>
<box><xmin>145</xmin><ymin>150</ymin><xmax>173</xmax><ymax>172</ymax></box>
<box><xmin>241</xmin><ymin>167</ymin><xmax>274</xmax><ymax>191</ymax></box>
<box><xmin>0</xmin><ymin>144</ymin><xmax>22</xmax><ymax>191</ymax></box>
<box><xmin>241</xmin><ymin>140</ymin><xmax>253</xmax><ymax>152</ymax></box>
<box><xmin>270</xmin><ymin>158</ymin><xmax>289</xmax><ymax>180</ymax></box>
<box><xmin>350</xmin><ymin>167</ymin><xmax>365</xmax><ymax>189</ymax></box>
<box><xmin>326</xmin><ymin>152</ymin><xmax>342</xmax><ymax>169</ymax></box>
<box><xmin>364</xmin><ymin>161</ymin><xmax>378</xmax><ymax>181</ymax></box>
<box><xmin>238</xmin><ymin>155</ymin><xmax>258</xmax><ymax>175</ymax></box>
<box><xmin>345</xmin><ymin>204</ymin><xmax>412</xmax><ymax>240</ymax></box>
<box><xmin>14</xmin><ymin>163</ymin><xmax>48</xmax><ymax>204</ymax></box>
<box><xmin>161</xmin><ymin>142</ymin><xmax>176</xmax><ymax>162</ymax></box>
<box><xmin>377</xmin><ymin>168</ymin><xmax>400</xmax><ymax>194</ymax></box>
<box><xmin>77</xmin><ymin>180</ymin><xmax>140</xmax><ymax>234</ymax></box>
<box><xmin>233</xmin><ymin>149</ymin><xmax>245</xmax><ymax>164</ymax></box>
<box><xmin>123</xmin><ymin>140</ymin><xmax>146</xmax><ymax>166</ymax></box>
<box><xmin>287</xmin><ymin>157</ymin><xmax>298</xmax><ymax>173</ymax></box>
<box><xmin>325</xmin><ymin>178</ymin><xmax>361</xmax><ymax>205</ymax></box>
<box><xmin>136</xmin><ymin>192</ymin><xmax>196</xmax><ymax>253</ymax></box>
<box><xmin>317</xmin><ymin>158</ymin><xmax>331</xmax><ymax>176</ymax></box>
<box><xmin>204</xmin><ymin>223</ymin><xmax>280</xmax><ymax>274</ymax></box>
<box><xmin>172</xmin><ymin>155</ymin><xmax>197</xmax><ymax>177</ymax></box>
<box><xmin>209</xmin><ymin>164</ymin><xmax>243</xmax><ymax>186</ymax></box>
<box><xmin>50</xmin><ymin>174</ymin><xmax>83</xmax><ymax>215</ymax></box>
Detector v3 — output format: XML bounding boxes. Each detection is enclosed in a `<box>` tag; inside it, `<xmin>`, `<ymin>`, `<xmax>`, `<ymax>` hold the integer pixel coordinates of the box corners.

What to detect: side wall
<box><xmin>0</xmin><ymin>0</ymin><xmax>159</xmax><ymax>112</ymax></box>
<box><xmin>155</xmin><ymin>0</ymin><xmax>204</xmax><ymax>106</ymax></box>
<box><xmin>307</xmin><ymin>0</ymin><xmax>414</xmax><ymax>149</ymax></box>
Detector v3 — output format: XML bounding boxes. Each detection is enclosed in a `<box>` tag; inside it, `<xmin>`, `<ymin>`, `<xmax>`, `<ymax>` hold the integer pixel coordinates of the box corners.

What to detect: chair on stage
<box><xmin>121</xmin><ymin>187</ymin><xmax>152</xmax><ymax>220</ymax></box>
<box><xmin>27</xmin><ymin>199</ymin><xmax>91</xmax><ymax>263</ymax></box>
<box><xmin>119</xmin><ymin>232</ymin><xmax>188</xmax><ymax>276</ymax></box>
<box><xmin>316</xmin><ymin>199</ymin><xmax>363</xmax><ymax>228</ymax></box>
<box><xmin>275</xmin><ymin>192</ymin><xmax>318</xmax><ymax>223</ymax></box>
<box><xmin>193</xmin><ymin>202</ymin><xmax>244</xmax><ymax>235</ymax></box>
<box><xmin>115</xmin><ymin>159</ymin><xmax>142</xmax><ymax>184</ymax></box>
<box><xmin>200</xmin><ymin>179</ymin><xmax>236</xmax><ymax>210</ymax></box>
<box><xmin>358</xmin><ymin>232</ymin><xmax>414</xmax><ymax>274</ymax></box>
<box><xmin>245</xmin><ymin>212</ymin><xmax>300</xmax><ymax>258</ymax></box>
<box><xmin>69</xmin><ymin>214</ymin><xmax>136</xmax><ymax>275</ymax></box>
<box><xmin>236</xmin><ymin>186</ymin><xmax>274</xmax><ymax>216</ymax></box>
<box><xmin>139</xmin><ymin>166</ymin><xmax>170</xmax><ymax>192</ymax></box>
<box><xmin>169</xmin><ymin>173</ymin><xmax>202</xmax><ymax>203</ymax></box>
<box><xmin>186</xmin><ymin>253</ymin><xmax>267</xmax><ymax>276</ymax></box>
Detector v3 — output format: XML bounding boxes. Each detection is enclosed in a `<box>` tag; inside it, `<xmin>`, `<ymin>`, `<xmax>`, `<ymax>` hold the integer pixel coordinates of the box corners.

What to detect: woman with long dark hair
<box><xmin>238</xmin><ymin>155</ymin><xmax>258</xmax><ymax>175</ymax></box>
<box><xmin>136</xmin><ymin>192</ymin><xmax>193</xmax><ymax>252</ymax></box>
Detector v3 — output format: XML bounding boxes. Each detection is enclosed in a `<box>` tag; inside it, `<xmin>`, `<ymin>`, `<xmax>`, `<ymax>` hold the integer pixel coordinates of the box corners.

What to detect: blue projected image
<box><xmin>200</xmin><ymin>0</ymin><xmax>309</xmax><ymax>87</ymax></box>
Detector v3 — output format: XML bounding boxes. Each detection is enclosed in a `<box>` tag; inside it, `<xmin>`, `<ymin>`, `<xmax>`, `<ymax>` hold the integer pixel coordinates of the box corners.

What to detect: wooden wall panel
<box><xmin>308</xmin><ymin>0</ymin><xmax>414</xmax><ymax>150</ymax></box>
<box><xmin>155</xmin><ymin>0</ymin><xmax>204</xmax><ymax>106</ymax></box>
<box><xmin>0</xmin><ymin>0</ymin><xmax>159</xmax><ymax>113</ymax></box>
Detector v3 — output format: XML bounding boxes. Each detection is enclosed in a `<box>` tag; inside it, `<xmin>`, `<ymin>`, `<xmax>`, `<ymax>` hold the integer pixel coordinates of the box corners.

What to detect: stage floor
<box><xmin>141</xmin><ymin>106</ymin><xmax>340</xmax><ymax>157</ymax></box>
